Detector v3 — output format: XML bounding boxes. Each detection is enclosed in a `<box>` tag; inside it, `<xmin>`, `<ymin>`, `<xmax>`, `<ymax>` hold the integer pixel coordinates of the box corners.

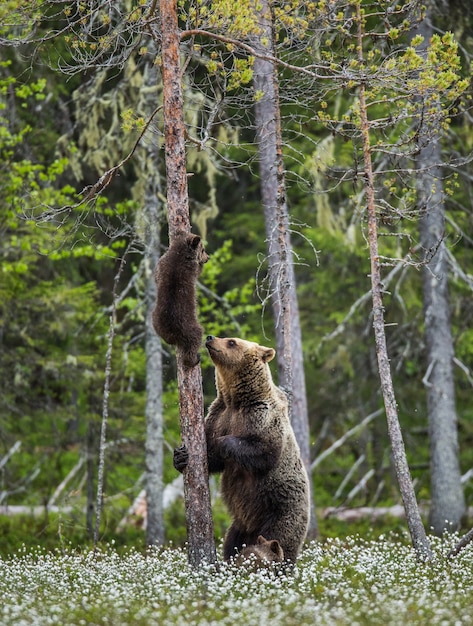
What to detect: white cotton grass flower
<box><xmin>0</xmin><ymin>534</ymin><xmax>472</xmax><ymax>625</ymax></box>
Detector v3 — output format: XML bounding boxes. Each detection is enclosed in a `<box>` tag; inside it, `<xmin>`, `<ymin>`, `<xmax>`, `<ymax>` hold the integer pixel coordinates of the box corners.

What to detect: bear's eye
<box><xmin>227</xmin><ymin>339</ymin><xmax>236</xmax><ymax>348</ymax></box>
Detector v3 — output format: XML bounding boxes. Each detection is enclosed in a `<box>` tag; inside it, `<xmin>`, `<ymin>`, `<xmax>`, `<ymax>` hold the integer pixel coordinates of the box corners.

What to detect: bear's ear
<box><xmin>269</xmin><ymin>540</ymin><xmax>281</xmax><ymax>556</ymax></box>
<box><xmin>189</xmin><ymin>234</ymin><xmax>201</xmax><ymax>249</ymax></box>
<box><xmin>260</xmin><ymin>347</ymin><xmax>275</xmax><ymax>363</ymax></box>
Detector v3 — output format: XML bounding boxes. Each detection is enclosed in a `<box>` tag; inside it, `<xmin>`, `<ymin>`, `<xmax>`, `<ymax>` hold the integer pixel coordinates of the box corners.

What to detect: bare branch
<box><xmin>335</xmin><ymin>454</ymin><xmax>367</xmax><ymax>501</ymax></box>
<box><xmin>345</xmin><ymin>469</ymin><xmax>375</xmax><ymax>504</ymax></box>
<box><xmin>80</xmin><ymin>105</ymin><xmax>163</xmax><ymax>202</ymax></box>
<box><xmin>446</xmin><ymin>248</ymin><xmax>473</xmax><ymax>292</ymax></box>
<box><xmin>317</xmin><ymin>255</ymin><xmax>412</xmax><ymax>350</ymax></box>
<box><xmin>453</xmin><ymin>357</ymin><xmax>473</xmax><ymax>388</ymax></box>
<box><xmin>180</xmin><ymin>29</ymin><xmax>326</xmax><ymax>80</ymax></box>
<box><xmin>0</xmin><ymin>441</ymin><xmax>21</xmax><ymax>471</ymax></box>
<box><xmin>447</xmin><ymin>527</ymin><xmax>473</xmax><ymax>559</ymax></box>
<box><xmin>48</xmin><ymin>455</ymin><xmax>86</xmax><ymax>509</ymax></box>
<box><xmin>311</xmin><ymin>409</ymin><xmax>383</xmax><ymax>471</ymax></box>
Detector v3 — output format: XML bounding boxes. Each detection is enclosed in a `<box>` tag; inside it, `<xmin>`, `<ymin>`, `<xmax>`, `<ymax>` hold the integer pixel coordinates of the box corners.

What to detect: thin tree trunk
<box><xmin>415</xmin><ymin>15</ymin><xmax>465</xmax><ymax>535</ymax></box>
<box><xmin>144</xmin><ymin>240</ymin><xmax>165</xmax><ymax>546</ymax></box>
<box><xmin>140</xmin><ymin>41</ymin><xmax>165</xmax><ymax>547</ymax></box>
<box><xmin>355</xmin><ymin>2</ymin><xmax>432</xmax><ymax>561</ymax></box>
<box><xmin>94</xmin><ymin>249</ymin><xmax>129</xmax><ymax>548</ymax></box>
<box><xmin>159</xmin><ymin>0</ymin><xmax>216</xmax><ymax>566</ymax></box>
<box><xmin>86</xmin><ymin>421</ymin><xmax>95</xmax><ymax>539</ymax></box>
<box><xmin>94</xmin><ymin>304</ymin><xmax>115</xmax><ymax>547</ymax></box>
<box><xmin>143</xmin><ymin>140</ymin><xmax>165</xmax><ymax>544</ymax></box>
<box><xmin>252</xmin><ymin>0</ymin><xmax>317</xmax><ymax>538</ymax></box>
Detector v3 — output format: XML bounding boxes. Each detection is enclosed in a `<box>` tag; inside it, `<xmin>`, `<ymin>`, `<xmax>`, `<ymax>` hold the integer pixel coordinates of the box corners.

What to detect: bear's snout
<box><xmin>206</xmin><ymin>335</ymin><xmax>215</xmax><ymax>343</ymax></box>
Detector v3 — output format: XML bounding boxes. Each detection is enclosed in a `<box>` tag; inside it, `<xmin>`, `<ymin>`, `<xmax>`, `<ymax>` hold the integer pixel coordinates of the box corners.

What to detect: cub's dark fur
<box><xmin>152</xmin><ymin>232</ymin><xmax>208</xmax><ymax>368</ymax></box>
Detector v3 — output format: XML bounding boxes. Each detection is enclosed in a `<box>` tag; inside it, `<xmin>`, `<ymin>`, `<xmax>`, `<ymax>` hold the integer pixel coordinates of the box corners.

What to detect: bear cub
<box><xmin>152</xmin><ymin>232</ymin><xmax>208</xmax><ymax>368</ymax></box>
<box><xmin>174</xmin><ymin>335</ymin><xmax>310</xmax><ymax>563</ymax></box>
<box><xmin>235</xmin><ymin>535</ymin><xmax>284</xmax><ymax>568</ymax></box>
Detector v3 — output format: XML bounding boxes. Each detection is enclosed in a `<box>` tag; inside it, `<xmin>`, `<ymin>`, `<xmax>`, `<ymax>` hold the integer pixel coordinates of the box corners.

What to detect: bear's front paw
<box><xmin>173</xmin><ymin>445</ymin><xmax>189</xmax><ymax>472</ymax></box>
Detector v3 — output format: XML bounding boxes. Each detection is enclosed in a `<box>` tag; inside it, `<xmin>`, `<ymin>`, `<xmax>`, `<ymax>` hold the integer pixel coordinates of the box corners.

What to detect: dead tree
<box><xmin>355</xmin><ymin>3</ymin><xmax>432</xmax><ymax>561</ymax></box>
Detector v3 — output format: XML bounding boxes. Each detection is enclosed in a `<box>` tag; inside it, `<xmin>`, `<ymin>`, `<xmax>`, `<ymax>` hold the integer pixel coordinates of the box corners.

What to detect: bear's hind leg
<box><xmin>180</xmin><ymin>326</ymin><xmax>203</xmax><ymax>368</ymax></box>
<box><xmin>223</xmin><ymin>523</ymin><xmax>257</xmax><ymax>561</ymax></box>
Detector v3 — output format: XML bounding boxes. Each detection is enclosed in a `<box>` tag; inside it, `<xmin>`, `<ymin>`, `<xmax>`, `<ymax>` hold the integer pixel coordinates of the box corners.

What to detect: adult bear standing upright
<box><xmin>173</xmin><ymin>335</ymin><xmax>310</xmax><ymax>563</ymax></box>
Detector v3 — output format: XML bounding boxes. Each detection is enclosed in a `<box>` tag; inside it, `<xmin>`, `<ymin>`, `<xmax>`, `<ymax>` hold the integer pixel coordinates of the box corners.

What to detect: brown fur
<box><xmin>235</xmin><ymin>535</ymin><xmax>284</xmax><ymax>568</ymax></box>
<box><xmin>173</xmin><ymin>336</ymin><xmax>310</xmax><ymax>563</ymax></box>
<box><xmin>152</xmin><ymin>232</ymin><xmax>208</xmax><ymax>368</ymax></box>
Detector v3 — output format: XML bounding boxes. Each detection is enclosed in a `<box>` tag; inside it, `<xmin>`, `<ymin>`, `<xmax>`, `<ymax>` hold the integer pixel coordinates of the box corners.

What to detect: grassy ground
<box><xmin>1</xmin><ymin>533</ymin><xmax>471</xmax><ymax>625</ymax></box>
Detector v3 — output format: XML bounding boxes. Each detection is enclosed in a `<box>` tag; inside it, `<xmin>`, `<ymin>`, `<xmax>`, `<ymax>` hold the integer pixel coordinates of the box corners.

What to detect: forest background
<box><xmin>1</xmin><ymin>0</ymin><xmax>473</xmax><ymax>555</ymax></box>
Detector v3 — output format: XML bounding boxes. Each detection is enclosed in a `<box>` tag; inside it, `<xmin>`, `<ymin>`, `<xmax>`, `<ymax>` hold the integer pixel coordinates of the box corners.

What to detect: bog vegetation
<box><xmin>1</xmin><ymin>534</ymin><xmax>473</xmax><ymax>625</ymax></box>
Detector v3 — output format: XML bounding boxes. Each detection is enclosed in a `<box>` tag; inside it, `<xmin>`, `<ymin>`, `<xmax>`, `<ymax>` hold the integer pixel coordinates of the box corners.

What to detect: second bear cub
<box><xmin>152</xmin><ymin>232</ymin><xmax>208</xmax><ymax>368</ymax></box>
<box><xmin>235</xmin><ymin>535</ymin><xmax>284</xmax><ymax>568</ymax></box>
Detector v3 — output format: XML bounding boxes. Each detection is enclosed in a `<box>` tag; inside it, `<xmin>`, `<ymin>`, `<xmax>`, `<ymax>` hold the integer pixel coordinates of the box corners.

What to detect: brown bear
<box><xmin>173</xmin><ymin>335</ymin><xmax>310</xmax><ymax>563</ymax></box>
<box><xmin>235</xmin><ymin>535</ymin><xmax>284</xmax><ymax>568</ymax></box>
<box><xmin>152</xmin><ymin>232</ymin><xmax>208</xmax><ymax>368</ymax></box>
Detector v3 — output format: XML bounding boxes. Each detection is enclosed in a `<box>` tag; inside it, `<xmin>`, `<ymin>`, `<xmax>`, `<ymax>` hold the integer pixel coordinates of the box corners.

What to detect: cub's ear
<box><xmin>260</xmin><ymin>347</ymin><xmax>275</xmax><ymax>363</ymax></box>
<box><xmin>189</xmin><ymin>234</ymin><xmax>202</xmax><ymax>248</ymax></box>
<box><xmin>269</xmin><ymin>540</ymin><xmax>282</xmax><ymax>556</ymax></box>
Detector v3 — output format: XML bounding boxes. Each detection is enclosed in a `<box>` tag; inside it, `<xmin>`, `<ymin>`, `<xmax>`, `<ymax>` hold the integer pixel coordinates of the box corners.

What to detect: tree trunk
<box><xmin>144</xmin><ymin>242</ymin><xmax>165</xmax><ymax>546</ymax></box>
<box><xmin>415</xmin><ymin>16</ymin><xmax>465</xmax><ymax>535</ymax></box>
<box><xmin>143</xmin><ymin>159</ymin><xmax>165</xmax><ymax>544</ymax></box>
<box><xmin>86</xmin><ymin>421</ymin><xmax>95</xmax><ymax>539</ymax></box>
<box><xmin>139</xmin><ymin>41</ymin><xmax>165</xmax><ymax>547</ymax></box>
<box><xmin>252</xmin><ymin>0</ymin><xmax>317</xmax><ymax>538</ymax></box>
<box><xmin>355</xmin><ymin>2</ymin><xmax>432</xmax><ymax>561</ymax></box>
<box><xmin>94</xmin><ymin>251</ymin><xmax>128</xmax><ymax>547</ymax></box>
<box><xmin>159</xmin><ymin>0</ymin><xmax>216</xmax><ymax>566</ymax></box>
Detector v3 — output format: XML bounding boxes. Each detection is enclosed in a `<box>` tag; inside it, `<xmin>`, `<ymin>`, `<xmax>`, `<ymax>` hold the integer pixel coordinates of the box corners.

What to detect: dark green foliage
<box><xmin>0</xmin><ymin>511</ymin><xmax>146</xmax><ymax>555</ymax></box>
